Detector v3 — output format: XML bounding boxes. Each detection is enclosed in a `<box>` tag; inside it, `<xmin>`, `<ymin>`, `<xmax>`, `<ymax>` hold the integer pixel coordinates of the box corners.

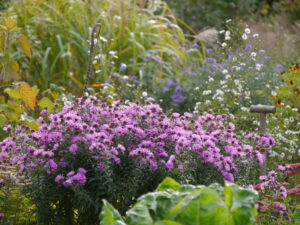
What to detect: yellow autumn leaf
<box><xmin>19</xmin><ymin>35</ymin><xmax>31</xmax><ymax>58</ymax></box>
<box><xmin>17</xmin><ymin>82</ymin><xmax>37</xmax><ymax>110</ymax></box>
<box><xmin>4</xmin><ymin>17</ymin><xmax>17</xmax><ymax>30</ymax></box>
<box><xmin>0</xmin><ymin>25</ymin><xmax>8</xmax><ymax>31</ymax></box>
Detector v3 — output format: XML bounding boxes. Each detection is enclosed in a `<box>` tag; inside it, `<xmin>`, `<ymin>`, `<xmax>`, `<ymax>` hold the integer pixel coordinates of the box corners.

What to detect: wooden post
<box><xmin>250</xmin><ymin>105</ymin><xmax>276</xmax><ymax>175</ymax></box>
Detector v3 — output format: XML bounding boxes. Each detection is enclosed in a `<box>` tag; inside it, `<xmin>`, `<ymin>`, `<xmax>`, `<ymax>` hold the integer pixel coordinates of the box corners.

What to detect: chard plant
<box><xmin>100</xmin><ymin>177</ymin><xmax>259</xmax><ymax>225</ymax></box>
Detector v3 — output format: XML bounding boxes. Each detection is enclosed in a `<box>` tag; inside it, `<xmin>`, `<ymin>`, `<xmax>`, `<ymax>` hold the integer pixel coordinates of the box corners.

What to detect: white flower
<box><xmin>253</xmin><ymin>33</ymin><xmax>259</xmax><ymax>38</ymax></box>
<box><xmin>203</xmin><ymin>90</ymin><xmax>212</xmax><ymax>95</ymax></box>
<box><xmin>255</xmin><ymin>63</ymin><xmax>262</xmax><ymax>71</ymax></box>
<box><xmin>142</xmin><ymin>91</ymin><xmax>148</xmax><ymax>97</ymax></box>
<box><xmin>226</xmin><ymin>19</ymin><xmax>232</xmax><ymax>23</ymax></box>
<box><xmin>245</xmin><ymin>28</ymin><xmax>251</xmax><ymax>34</ymax></box>
<box><xmin>225</xmin><ymin>74</ymin><xmax>231</xmax><ymax>79</ymax></box>
<box><xmin>195</xmin><ymin>86</ymin><xmax>199</xmax><ymax>91</ymax></box>
<box><xmin>250</xmin><ymin>52</ymin><xmax>257</xmax><ymax>57</ymax></box>
<box><xmin>225</xmin><ymin>31</ymin><xmax>230</xmax><ymax>36</ymax></box>
<box><xmin>109</xmin><ymin>51</ymin><xmax>117</xmax><ymax>55</ymax></box>
<box><xmin>222</xmin><ymin>69</ymin><xmax>228</xmax><ymax>74</ymax></box>
<box><xmin>271</xmin><ymin>91</ymin><xmax>277</xmax><ymax>96</ymax></box>
<box><xmin>242</xmin><ymin>33</ymin><xmax>248</xmax><ymax>40</ymax></box>
<box><xmin>232</xmin><ymin>56</ymin><xmax>237</xmax><ymax>62</ymax></box>
<box><xmin>221</xmin><ymin>42</ymin><xmax>227</xmax><ymax>48</ymax></box>
<box><xmin>219</xmin><ymin>30</ymin><xmax>225</xmax><ymax>34</ymax></box>
<box><xmin>100</xmin><ymin>36</ymin><xmax>108</xmax><ymax>42</ymax></box>
<box><xmin>225</xmin><ymin>36</ymin><xmax>231</xmax><ymax>40</ymax></box>
<box><xmin>208</xmin><ymin>77</ymin><xmax>214</xmax><ymax>82</ymax></box>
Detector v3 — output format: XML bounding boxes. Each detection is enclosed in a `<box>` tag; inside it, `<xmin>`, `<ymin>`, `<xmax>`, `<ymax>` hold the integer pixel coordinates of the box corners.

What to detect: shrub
<box><xmin>0</xmin><ymin>96</ymin><xmax>268</xmax><ymax>223</ymax></box>
<box><xmin>100</xmin><ymin>177</ymin><xmax>259</xmax><ymax>225</ymax></box>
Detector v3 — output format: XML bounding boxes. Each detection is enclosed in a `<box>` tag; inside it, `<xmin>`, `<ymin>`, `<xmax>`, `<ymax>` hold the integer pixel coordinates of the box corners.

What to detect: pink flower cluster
<box><xmin>0</xmin><ymin>97</ymin><xmax>269</xmax><ymax>186</ymax></box>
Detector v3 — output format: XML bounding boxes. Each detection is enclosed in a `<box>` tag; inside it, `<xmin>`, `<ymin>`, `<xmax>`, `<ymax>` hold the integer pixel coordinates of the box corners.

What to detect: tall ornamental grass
<box><xmin>2</xmin><ymin>0</ymin><xmax>198</xmax><ymax>93</ymax></box>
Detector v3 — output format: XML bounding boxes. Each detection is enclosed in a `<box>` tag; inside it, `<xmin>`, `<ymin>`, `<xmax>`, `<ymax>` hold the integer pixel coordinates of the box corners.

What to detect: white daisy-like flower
<box><xmin>242</xmin><ymin>33</ymin><xmax>248</xmax><ymax>40</ymax></box>
<box><xmin>225</xmin><ymin>36</ymin><xmax>231</xmax><ymax>40</ymax></box>
<box><xmin>250</xmin><ymin>52</ymin><xmax>257</xmax><ymax>57</ymax></box>
<box><xmin>221</xmin><ymin>42</ymin><xmax>227</xmax><ymax>47</ymax></box>
<box><xmin>245</xmin><ymin>28</ymin><xmax>251</xmax><ymax>34</ymax></box>
<box><xmin>253</xmin><ymin>33</ymin><xmax>259</xmax><ymax>38</ymax></box>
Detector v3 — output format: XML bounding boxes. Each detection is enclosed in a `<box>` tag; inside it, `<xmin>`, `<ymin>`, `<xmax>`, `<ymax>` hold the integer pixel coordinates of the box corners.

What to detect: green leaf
<box><xmin>156</xmin><ymin>177</ymin><xmax>181</xmax><ymax>191</ymax></box>
<box><xmin>38</xmin><ymin>97</ymin><xmax>54</xmax><ymax>112</ymax></box>
<box><xmin>224</xmin><ymin>182</ymin><xmax>258</xmax><ymax>225</ymax></box>
<box><xmin>4</xmin><ymin>17</ymin><xmax>17</xmax><ymax>30</ymax></box>
<box><xmin>126</xmin><ymin>203</ymin><xmax>153</xmax><ymax>225</ymax></box>
<box><xmin>166</xmin><ymin>187</ymin><xmax>230</xmax><ymax>225</ymax></box>
<box><xmin>154</xmin><ymin>220</ymin><xmax>183</xmax><ymax>225</ymax></box>
<box><xmin>0</xmin><ymin>127</ymin><xmax>8</xmax><ymax>141</ymax></box>
<box><xmin>99</xmin><ymin>200</ymin><xmax>126</xmax><ymax>225</ymax></box>
<box><xmin>4</xmin><ymin>87</ymin><xmax>21</xmax><ymax>100</ymax></box>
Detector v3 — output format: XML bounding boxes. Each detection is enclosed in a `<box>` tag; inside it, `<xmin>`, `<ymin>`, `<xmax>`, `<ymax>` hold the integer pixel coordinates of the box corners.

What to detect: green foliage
<box><xmin>100</xmin><ymin>177</ymin><xmax>258</xmax><ymax>225</ymax></box>
<box><xmin>2</xmin><ymin>0</ymin><xmax>195</xmax><ymax>94</ymax></box>
<box><xmin>164</xmin><ymin>0</ymin><xmax>259</xmax><ymax>32</ymax></box>
<box><xmin>0</xmin><ymin>168</ymin><xmax>36</xmax><ymax>224</ymax></box>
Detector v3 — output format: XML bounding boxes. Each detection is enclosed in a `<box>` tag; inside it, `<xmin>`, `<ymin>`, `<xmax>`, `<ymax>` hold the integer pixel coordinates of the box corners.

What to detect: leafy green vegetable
<box><xmin>99</xmin><ymin>177</ymin><xmax>258</xmax><ymax>225</ymax></box>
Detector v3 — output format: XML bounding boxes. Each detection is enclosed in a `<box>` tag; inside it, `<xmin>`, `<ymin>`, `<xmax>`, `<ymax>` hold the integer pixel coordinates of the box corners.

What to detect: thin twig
<box><xmin>83</xmin><ymin>23</ymin><xmax>102</xmax><ymax>95</ymax></box>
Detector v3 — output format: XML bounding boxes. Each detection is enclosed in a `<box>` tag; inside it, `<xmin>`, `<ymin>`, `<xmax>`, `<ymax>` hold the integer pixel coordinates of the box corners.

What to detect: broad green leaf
<box><xmin>19</xmin><ymin>35</ymin><xmax>31</xmax><ymax>58</ymax></box>
<box><xmin>0</xmin><ymin>114</ymin><xmax>7</xmax><ymax>126</ymax></box>
<box><xmin>0</xmin><ymin>127</ymin><xmax>8</xmax><ymax>141</ymax></box>
<box><xmin>156</xmin><ymin>177</ymin><xmax>181</xmax><ymax>191</ymax></box>
<box><xmin>25</xmin><ymin>121</ymin><xmax>39</xmax><ymax>130</ymax></box>
<box><xmin>4</xmin><ymin>17</ymin><xmax>17</xmax><ymax>30</ymax></box>
<box><xmin>7</xmin><ymin>101</ymin><xmax>25</xmax><ymax>116</ymax></box>
<box><xmin>126</xmin><ymin>203</ymin><xmax>153</xmax><ymax>225</ymax></box>
<box><xmin>133</xmin><ymin>190</ymin><xmax>190</xmax><ymax>222</ymax></box>
<box><xmin>154</xmin><ymin>220</ymin><xmax>183</xmax><ymax>225</ymax></box>
<box><xmin>4</xmin><ymin>88</ymin><xmax>21</xmax><ymax>100</ymax></box>
<box><xmin>224</xmin><ymin>182</ymin><xmax>258</xmax><ymax>225</ymax></box>
<box><xmin>166</xmin><ymin>187</ymin><xmax>230</xmax><ymax>225</ymax></box>
<box><xmin>32</xmin><ymin>85</ymin><xmax>39</xmax><ymax>95</ymax></box>
<box><xmin>38</xmin><ymin>97</ymin><xmax>54</xmax><ymax>112</ymax></box>
<box><xmin>99</xmin><ymin>200</ymin><xmax>126</xmax><ymax>225</ymax></box>
<box><xmin>17</xmin><ymin>82</ymin><xmax>37</xmax><ymax>110</ymax></box>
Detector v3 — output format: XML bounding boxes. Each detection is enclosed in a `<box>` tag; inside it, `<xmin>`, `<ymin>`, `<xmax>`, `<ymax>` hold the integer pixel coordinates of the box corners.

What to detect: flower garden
<box><xmin>0</xmin><ymin>0</ymin><xmax>299</xmax><ymax>224</ymax></box>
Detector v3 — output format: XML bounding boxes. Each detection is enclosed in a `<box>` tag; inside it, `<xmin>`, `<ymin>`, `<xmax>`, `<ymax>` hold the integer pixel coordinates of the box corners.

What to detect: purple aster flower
<box><xmin>55</xmin><ymin>174</ymin><xmax>64</xmax><ymax>184</ymax></box>
<box><xmin>69</xmin><ymin>144</ymin><xmax>78</xmax><ymax>155</ymax></box>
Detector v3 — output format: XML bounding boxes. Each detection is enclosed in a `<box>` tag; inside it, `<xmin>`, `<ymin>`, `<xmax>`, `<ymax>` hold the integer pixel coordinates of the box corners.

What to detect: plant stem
<box><xmin>83</xmin><ymin>23</ymin><xmax>102</xmax><ymax>95</ymax></box>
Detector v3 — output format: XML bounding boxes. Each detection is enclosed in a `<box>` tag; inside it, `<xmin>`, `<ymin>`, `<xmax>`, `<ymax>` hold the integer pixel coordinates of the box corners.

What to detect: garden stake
<box><xmin>250</xmin><ymin>105</ymin><xmax>276</xmax><ymax>176</ymax></box>
<box><xmin>83</xmin><ymin>23</ymin><xmax>102</xmax><ymax>95</ymax></box>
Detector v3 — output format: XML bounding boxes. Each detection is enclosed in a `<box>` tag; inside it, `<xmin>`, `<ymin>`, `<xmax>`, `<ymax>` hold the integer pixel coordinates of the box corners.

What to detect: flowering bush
<box><xmin>0</xmin><ymin>96</ymin><xmax>270</xmax><ymax>223</ymax></box>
